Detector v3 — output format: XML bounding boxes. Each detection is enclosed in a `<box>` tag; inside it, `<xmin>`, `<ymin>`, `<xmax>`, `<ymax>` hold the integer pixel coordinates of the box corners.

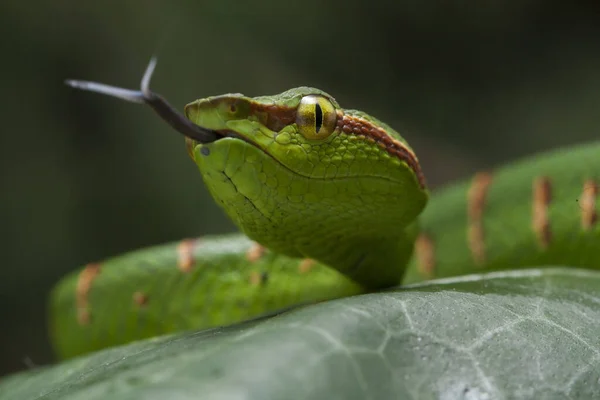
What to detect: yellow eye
<box><xmin>296</xmin><ymin>95</ymin><xmax>337</xmax><ymax>140</ymax></box>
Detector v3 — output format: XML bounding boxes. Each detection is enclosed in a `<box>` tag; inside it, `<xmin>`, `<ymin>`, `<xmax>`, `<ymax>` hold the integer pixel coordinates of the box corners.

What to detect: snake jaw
<box><xmin>184</xmin><ymin>127</ymin><xmax>264</xmax><ymax>163</ymax></box>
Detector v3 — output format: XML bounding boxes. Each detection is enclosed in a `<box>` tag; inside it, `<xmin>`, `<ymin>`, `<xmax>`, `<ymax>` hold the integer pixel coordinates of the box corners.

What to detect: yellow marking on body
<box><xmin>414</xmin><ymin>233</ymin><xmax>435</xmax><ymax>278</ymax></box>
<box><xmin>249</xmin><ymin>270</ymin><xmax>268</xmax><ymax>286</ymax></box>
<box><xmin>249</xmin><ymin>271</ymin><xmax>261</xmax><ymax>286</ymax></box>
<box><xmin>132</xmin><ymin>291</ymin><xmax>149</xmax><ymax>307</ymax></box>
<box><xmin>177</xmin><ymin>238</ymin><xmax>199</xmax><ymax>273</ymax></box>
<box><xmin>467</xmin><ymin>171</ymin><xmax>493</xmax><ymax>265</ymax></box>
<box><xmin>580</xmin><ymin>180</ymin><xmax>598</xmax><ymax>230</ymax></box>
<box><xmin>532</xmin><ymin>176</ymin><xmax>552</xmax><ymax>249</ymax></box>
<box><xmin>245</xmin><ymin>242</ymin><xmax>266</xmax><ymax>263</ymax></box>
<box><xmin>298</xmin><ymin>258</ymin><xmax>316</xmax><ymax>273</ymax></box>
<box><xmin>76</xmin><ymin>263</ymin><xmax>101</xmax><ymax>325</ymax></box>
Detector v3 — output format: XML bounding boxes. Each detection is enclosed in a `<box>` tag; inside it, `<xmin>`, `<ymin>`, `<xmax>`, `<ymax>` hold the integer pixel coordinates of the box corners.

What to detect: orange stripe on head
<box><xmin>336</xmin><ymin>113</ymin><xmax>426</xmax><ymax>189</ymax></box>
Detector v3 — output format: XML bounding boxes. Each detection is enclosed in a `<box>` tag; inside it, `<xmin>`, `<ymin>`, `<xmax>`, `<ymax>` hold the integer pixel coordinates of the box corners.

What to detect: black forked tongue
<box><xmin>65</xmin><ymin>57</ymin><xmax>219</xmax><ymax>144</ymax></box>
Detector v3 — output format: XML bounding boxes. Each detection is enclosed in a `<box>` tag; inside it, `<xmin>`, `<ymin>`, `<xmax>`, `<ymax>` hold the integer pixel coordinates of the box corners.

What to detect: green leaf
<box><xmin>2</xmin><ymin>268</ymin><xmax>600</xmax><ymax>400</ymax></box>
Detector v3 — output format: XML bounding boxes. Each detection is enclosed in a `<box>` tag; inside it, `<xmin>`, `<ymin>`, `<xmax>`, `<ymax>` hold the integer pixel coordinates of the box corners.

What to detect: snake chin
<box><xmin>220</xmin><ymin>169</ymin><xmax>273</xmax><ymax>225</ymax></box>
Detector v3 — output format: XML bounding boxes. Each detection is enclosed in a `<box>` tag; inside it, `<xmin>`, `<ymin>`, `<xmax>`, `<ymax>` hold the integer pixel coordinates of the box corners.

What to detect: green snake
<box><xmin>54</xmin><ymin>57</ymin><xmax>600</xmax><ymax>359</ymax></box>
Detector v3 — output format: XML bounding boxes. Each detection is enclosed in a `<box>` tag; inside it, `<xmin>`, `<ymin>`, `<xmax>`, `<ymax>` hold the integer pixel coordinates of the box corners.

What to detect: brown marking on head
<box><xmin>243</xmin><ymin>102</ymin><xmax>426</xmax><ymax>189</ymax></box>
<box><xmin>298</xmin><ymin>258</ymin><xmax>316</xmax><ymax>274</ymax></box>
<box><xmin>177</xmin><ymin>238</ymin><xmax>199</xmax><ymax>273</ymax></box>
<box><xmin>249</xmin><ymin>270</ymin><xmax>269</xmax><ymax>286</ymax></box>
<box><xmin>580</xmin><ymin>179</ymin><xmax>598</xmax><ymax>230</ymax></box>
<box><xmin>414</xmin><ymin>233</ymin><xmax>435</xmax><ymax>278</ymax></box>
<box><xmin>76</xmin><ymin>263</ymin><xmax>102</xmax><ymax>325</ymax></box>
<box><xmin>532</xmin><ymin>176</ymin><xmax>552</xmax><ymax>249</ymax></box>
<box><xmin>466</xmin><ymin>171</ymin><xmax>493</xmax><ymax>265</ymax></box>
<box><xmin>336</xmin><ymin>113</ymin><xmax>426</xmax><ymax>189</ymax></box>
<box><xmin>251</xmin><ymin>103</ymin><xmax>296</xmax><ymax>132</ymax></box>
<box><xmin>245</xmin><ymin>242</ymin><xmax>266</xmax><ymax>263</ymax></box>
<box><xmin>132</xmin><ymin>291</ymin><xmax>149</xmax><ymax>307</ymax></box>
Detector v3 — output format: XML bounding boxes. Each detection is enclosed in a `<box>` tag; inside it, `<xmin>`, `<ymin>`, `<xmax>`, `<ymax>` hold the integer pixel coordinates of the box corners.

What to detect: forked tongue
<box><xmin>65</xmin><ymin>57</ymin><xmax>219</xmax><ymax>143</ymax></box>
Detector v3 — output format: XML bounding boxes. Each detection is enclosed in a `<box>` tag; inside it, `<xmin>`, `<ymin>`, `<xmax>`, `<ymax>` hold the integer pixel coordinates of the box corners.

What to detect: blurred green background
<box><xmin>2</xmin><ymin>0</ymin><xmax>600</xmax><ymax>377</ymax></box>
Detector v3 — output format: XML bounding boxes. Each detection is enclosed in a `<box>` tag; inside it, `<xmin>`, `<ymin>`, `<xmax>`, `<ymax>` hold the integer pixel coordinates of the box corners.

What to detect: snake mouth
<box><xmin>217</xmin><ymin>129</ymin><xmax>256</xmax><ymax>145</ymax></box>
<box><xmin>185</xmin><ymin>128</ymin><xmax>261</xmax><ymax>160</ymax></box>
<box><xmin>186</xmin><ymin>128</ymin><xmax>249</xmax><ymax>144</ymax></box>
<box><xmin>189</xmin><ymin>126</ymin><xmax>295</xmax><ymax>176</ymax></box>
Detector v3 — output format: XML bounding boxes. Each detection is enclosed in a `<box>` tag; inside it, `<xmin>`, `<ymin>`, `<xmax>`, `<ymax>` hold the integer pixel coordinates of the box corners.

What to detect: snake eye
<box><xmin>296</xmin><ymin>95</ymin><xmax>337</xmax><ymax>140</ymax></box>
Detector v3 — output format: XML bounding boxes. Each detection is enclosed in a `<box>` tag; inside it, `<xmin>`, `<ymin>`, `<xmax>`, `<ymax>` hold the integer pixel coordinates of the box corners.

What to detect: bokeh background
<box><xmin>2</xmin><ymin>0</ymin><xmax>600</xmax><ymax>377</ymax></box>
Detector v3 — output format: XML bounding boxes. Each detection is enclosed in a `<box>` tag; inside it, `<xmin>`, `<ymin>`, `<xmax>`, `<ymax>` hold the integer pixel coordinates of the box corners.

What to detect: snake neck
<box><xmin>306</xmin><ymin>225</ymin><xmax>419</xmax><ymax>289</ymax></box>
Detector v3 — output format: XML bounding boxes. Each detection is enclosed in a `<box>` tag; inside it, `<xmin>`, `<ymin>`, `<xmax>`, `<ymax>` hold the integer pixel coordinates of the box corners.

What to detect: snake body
<box><xmin>53</xmin><ymin>60</ymin><xmax>600</xmax><ymax>359</ymax></box>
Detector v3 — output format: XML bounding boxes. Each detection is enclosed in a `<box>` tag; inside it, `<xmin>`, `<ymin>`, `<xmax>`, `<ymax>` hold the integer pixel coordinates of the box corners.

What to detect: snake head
<box><xmin>185</xmin><ymin>87</ymin><xmax>428</xmax><ymax>287</ymax></box>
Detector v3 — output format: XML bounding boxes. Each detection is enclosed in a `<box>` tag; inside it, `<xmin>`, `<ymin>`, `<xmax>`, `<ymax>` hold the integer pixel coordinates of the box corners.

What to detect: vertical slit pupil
<box><xmin>315</xmin><ymin>103</ymin><xmax>323</xmax><ymax>133</ymax></box>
